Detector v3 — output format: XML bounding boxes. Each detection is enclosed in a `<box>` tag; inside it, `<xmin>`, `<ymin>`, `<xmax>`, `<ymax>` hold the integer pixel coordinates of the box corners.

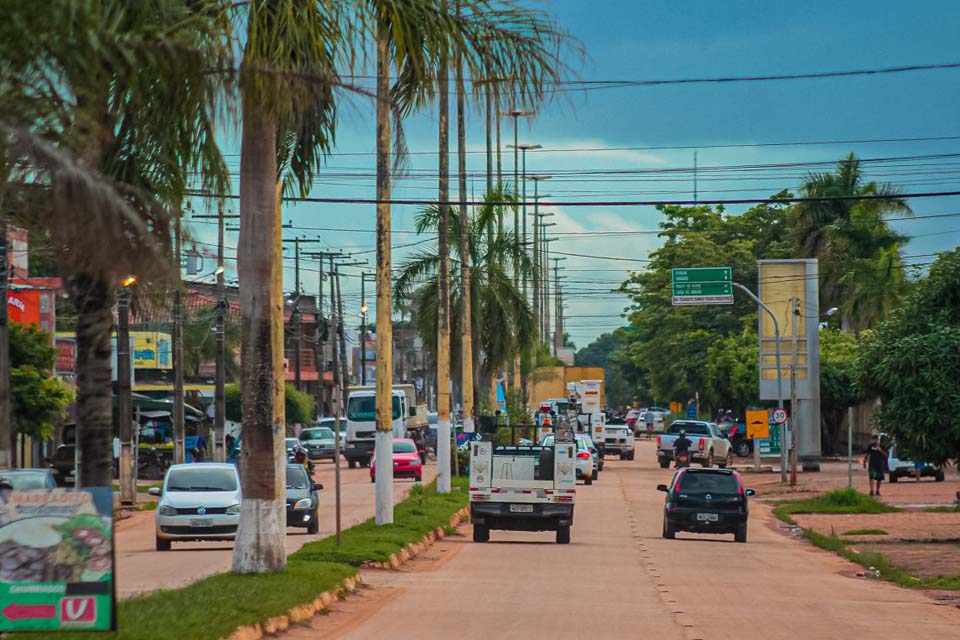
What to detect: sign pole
<box><xmin>731</xmin><ymin>282</ymin><xmax>785</xmax><ymax>481</ymax></box>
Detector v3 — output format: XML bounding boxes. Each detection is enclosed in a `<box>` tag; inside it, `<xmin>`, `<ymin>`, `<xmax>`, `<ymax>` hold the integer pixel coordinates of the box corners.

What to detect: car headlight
<box><xmin>226</xmin><ymin>503</ymin><xmax>241</xmax><ymax>515</ymax></box>
<box><xmin>293</xmin><ymin>498</ymin><xmax>313</xmax><ymax>510</ymax></box>
<box><xmin>158</xmin><ymin>505</ymin><xmax>177</xmax><ymax>516</ymax></box>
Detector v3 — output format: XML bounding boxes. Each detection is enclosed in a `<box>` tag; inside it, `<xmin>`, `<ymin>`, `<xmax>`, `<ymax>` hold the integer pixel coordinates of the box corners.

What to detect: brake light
<box><xmin>656</xmin><ymin>436</ymin><xmax>661</xmax><ymax>448</ymax></box>
<box><xmin>577</xmin><ymin>452</ymin><xmax>590</xmax><ymax>460</ymax></box>
<box><xmin>698</xmin><ymin>438</ymin><xmax>705</xmax><ymax>451</ymax></box>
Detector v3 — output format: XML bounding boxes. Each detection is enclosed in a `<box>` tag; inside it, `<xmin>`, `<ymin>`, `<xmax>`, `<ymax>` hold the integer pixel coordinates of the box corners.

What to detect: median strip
<box><xmin>15</xmin><ymin>478</ymin><xmax>469</xmax><ymax>640</ymax></box>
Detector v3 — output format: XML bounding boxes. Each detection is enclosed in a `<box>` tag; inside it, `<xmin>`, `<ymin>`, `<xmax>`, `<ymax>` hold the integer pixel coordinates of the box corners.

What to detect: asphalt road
<box><xmin>287</xmin><ymin>440</ymin><xmax>960</xmax><ymax>640</ymax></box>
<box><xmin>114</xmin><ymin>461</ymin><xmax>436</xmax><ymax>597</ymax></box>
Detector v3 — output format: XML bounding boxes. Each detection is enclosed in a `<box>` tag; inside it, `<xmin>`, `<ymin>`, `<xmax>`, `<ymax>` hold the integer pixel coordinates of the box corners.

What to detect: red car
<box><xmin>370</xmin><ymin>438</ymin><xmax>423</xmax><ymax>483</ymax></box>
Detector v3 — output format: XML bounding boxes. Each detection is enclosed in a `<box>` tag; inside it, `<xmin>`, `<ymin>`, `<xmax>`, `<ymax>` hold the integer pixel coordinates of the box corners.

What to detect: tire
<box><xmin>628</xmin><ymin>451</ymin><xmax>636</xmax><ymax>461</ymax></box>
<box><xmin>370</xmin><ymin>476</ymin><xmax>375</xmax><ymax>483</ymax></box>
<box><xmin>348</xmin><ymin>459</ymin><xmax>357</xmax><ymax>470</ymax></box>
<box><xmin>155</xmin><ymin>537</ymin><xmax>171</xmax><ymax>552</ymax></box>
<box><xmin>473</xmin><ymin>524</ymin><xmax>490</xmax><ymax>543</ymax></box>
<box><xmin>556</xmin><ymin>526</ymin><xmax>571</xmax><ymax>545</ymax></box>
<box><xmin>585</xmin><ymin>475</ymin><xmax>593</xmax><ymax>485</ymax></box>
<box><xmin>307</xmin><ymin>510</ymin><xmax>319</xmax><ymax>535</ymax></box>
<box><xmin>362</xmin><ymin>458</ymin><xmax>371</xmax><ymax>468</ymax></box>
<box><xmin>889</xmin><ymin>472</ymin><xmax>898</xmax><ymax>483</ymax></box>
<box><xmin>735</xmin><ymin>441</ymin><xmax>751</xmax><ymax>458</ymax></box>
<box><xmin>703</xmin><ymin>451</ymin><xmax>714</xmax><ymax>468</ymax></box>
<box><xmin>619</xmin><ymin>453</ymin><xmax>626</xmax><ymax>461</ymax></box>
<box><xmin>662</xmin><ymin>519</ymin><xmax>676</xmax><ymax>540</ymax></box>
<box><xmin>658</xmin><ymin>458</ymin><xmax>670</xmax><ymax>469</ymax></box>
<box><xmin>735</xmin><ymin>525</ymin><xmax>747</xmax><ymax>543</ymax></box>
<box><xmin>592</xmin><ymin>469</ymin><xmax>600</xmax><ymax>481</ymax></box>
<box><xmin>719</xmin><ymin>451</ymin><xmax>733</xmax><ymax>469</ymax></box>
<box><xmin>935</xmin><ymin>469</ymin><xmax>945</xmax><ymax>482</ymax></box>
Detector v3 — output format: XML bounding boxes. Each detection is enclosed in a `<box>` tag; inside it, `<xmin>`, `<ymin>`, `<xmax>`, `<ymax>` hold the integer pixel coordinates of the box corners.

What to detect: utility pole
<box><xmin>360</xmin><ymin>272</ymin><xmax>374</xmax><ymax>386</ymax></box>
<box><xmin>292</xmin><ymin>237</ymin><xmax>301</xmax><ymax>391</ymax></box>
<box><xmin>117</xmin><ymin>277</ymin><xmax>135</xmax><ymax>505</ymax></box>
<box><xmin>543</xmin><ymin>236</ymin><xmax>557</xmax><ymax>345</ymax></box>
<box><xmin>552</xmin><ymin>258</ymin><xmax>565</xmax><ymax>355</ymax></box>
<box><xmin>456</xmin><ymin>26</ymin><xmax>475</xmax><ymax>435</ymax></box>
<box><xmin>214</xmin><ymin>208</ymin><xmax>226</xmax><ymax>461</ymax></box>
<box><xmin>0</xmin><ymin>217</ymin><xmax>10</xmax><ymax>469</ymax></box>
<box><xmin>790</xmin><ymin>297</ymin><xmax>800</xmax><ymax>486</ymax></box>
<box><xmin>502</xmin><ymin>110</ymin><xmax>534</xmax><ymax>280</ymax></box>
<box><xmin>303</xmin><ymin>249</ymin><xmax>347</xmax><ymax>418</ymax></box>
<box><xmin>328</xmin><ymin>258</ymin><xmax>343</xmax><ymax>546</ymax></box>
<box><xmin>173</xmin><ymin>210</ymin><xmax>185</xmax><ymax>464</ymax></box>
<box><xmin>437</xmin><ymin>29</ymin><xmax>453</xmax><ymax>494</ymax></box>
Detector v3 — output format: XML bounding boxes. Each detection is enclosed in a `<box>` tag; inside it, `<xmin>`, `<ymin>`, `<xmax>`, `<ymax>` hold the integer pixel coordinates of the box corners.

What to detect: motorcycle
<box><xmin>674</xmin><ymin>448</ymin><xmax>690</xmax><ymax>469</ymax></box>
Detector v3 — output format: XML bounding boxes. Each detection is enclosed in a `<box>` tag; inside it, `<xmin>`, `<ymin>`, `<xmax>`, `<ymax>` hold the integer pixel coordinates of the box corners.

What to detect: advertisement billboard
<box><xmin>0</xmin><ymin>487</ymin><xmax>115</xmax><ymax>632</ymax></box>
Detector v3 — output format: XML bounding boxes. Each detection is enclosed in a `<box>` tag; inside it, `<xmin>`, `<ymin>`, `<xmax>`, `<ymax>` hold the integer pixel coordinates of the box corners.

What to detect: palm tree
<box><xmin>395</xmin><ymin>188</ymin><xmax>535</xmax><ymax>402</ymax></box>
<box><xmin>0</xmin><ymin>1</ymin><xmax>231</xmax><ymax>486</ymax></box>
<box><xmin>793</xmin><ymin>153</ymin><xmax>912</xmax><ymax>330</ymax></box>
<box><xmin>182</xmin><ymin>305</ymin><xmax>240</xmax><ymax>378</ymax></box>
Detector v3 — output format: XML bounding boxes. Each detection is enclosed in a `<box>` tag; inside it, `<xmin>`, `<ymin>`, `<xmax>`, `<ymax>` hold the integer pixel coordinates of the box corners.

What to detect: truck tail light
<box><xmin>656</xmin><ymin>436</ymin><xmax>661</xmax><ymax>448</ymax></box>
<box><xmin>698</xmin><ymin>438</ymin><xmax>705</xmax><ymax>451</ymax></box>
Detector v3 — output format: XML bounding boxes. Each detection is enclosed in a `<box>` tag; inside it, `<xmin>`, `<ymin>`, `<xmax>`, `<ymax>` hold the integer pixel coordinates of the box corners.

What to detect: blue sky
<box><xmin>190</xmin><ymin>0</ymin><xmax>960</xmax><ymax>348</ymax></box>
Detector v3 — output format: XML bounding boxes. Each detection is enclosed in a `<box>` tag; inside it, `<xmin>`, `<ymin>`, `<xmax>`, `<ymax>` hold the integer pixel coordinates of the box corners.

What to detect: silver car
<box><xmin>299</xmin><ymin>425</ymin><xmax>338</xmax><ymax>461</ymax></box>
<box><xmin>150</xmin><ymin>463</ymin><xmax>241</xmax><ymax>551</ymax></box>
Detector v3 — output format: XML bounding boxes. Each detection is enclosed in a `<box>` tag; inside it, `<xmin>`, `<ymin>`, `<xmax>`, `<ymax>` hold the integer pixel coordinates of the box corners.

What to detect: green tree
<box><xmin>9</xmin><ymin>324</ymin><xmax>72</xmax><ymax>450</ymax></box>
<box><xmin>793</xmin><ymin>153</ymin><xmax>912</xmax><ymax>331</ymax></box>
<box><xmin>705</xmin><ymin>328</ymin><xmax>758</xmax><ymax>415</ymax></box>
<box><xmin>819</xmin><ymin>329</ymin><xmax>862</xmax><ymax>455</ymax></box>
<box><xmin>224</xmin><ymin>383</ymin><xmax>314</xmax><ymax>427</ymax></box>
<box><xmin>857</xmin><ymin>248</ymin><xmax>960</xmax><ymax>464</ymax></box>
<box><xmin>1</xmin><ymin>0</ymin><xmax>230</xmax><ymax>485</ymax></box>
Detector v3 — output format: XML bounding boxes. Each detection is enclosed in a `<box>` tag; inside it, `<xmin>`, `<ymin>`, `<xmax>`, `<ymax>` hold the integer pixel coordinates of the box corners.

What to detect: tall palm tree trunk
<box><xmin>72</xmin><ymin>274</ymin><xmax>115</xmax><ymax>487</ymax></box>
<box><xmin>456</xmin><ymin>38</ymin><xmax>474</xmax><ymax>435</ymax></box>
<box><xmin>233</xmin><ymin>106</ymin><xmax>286</xmax><ymax>574</ymax></box>
<box><xmin>436</xmin><ymin>20</ymin><xmax>453</xmax><ymax>494</ymax></box>
<box><xmin>374</xmin><ymin>22</ymin><xmax>395</xmax><ymax>523</ymax></box>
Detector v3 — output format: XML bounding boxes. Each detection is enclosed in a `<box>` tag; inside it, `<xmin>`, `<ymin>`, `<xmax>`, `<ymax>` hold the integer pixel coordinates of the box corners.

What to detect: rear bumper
<box><xmin>344</xmin><ymin>442</ymin><xmax>374</xmax><ymax>461</ymax></box>
<box><xmin>658</xmin><ymin>450</ymin><xmax>705</xmax><ymax>463</ymax></box>
<box><xmin>471</xmin><ymin>502</ymin><xmax>574</xmax><ymax>532</ymax></box>
<box><xmin>666</xmin><ymin>508</ymin><xmax>747</xmax><ymax>533</ymax></box>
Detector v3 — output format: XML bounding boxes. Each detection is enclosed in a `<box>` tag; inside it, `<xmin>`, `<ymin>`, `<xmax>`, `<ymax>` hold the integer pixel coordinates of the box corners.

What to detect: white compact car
<box><xmin>150</xmin><ymin>463</ymin><xmax>242</xmax><ymax>551</ymax></box>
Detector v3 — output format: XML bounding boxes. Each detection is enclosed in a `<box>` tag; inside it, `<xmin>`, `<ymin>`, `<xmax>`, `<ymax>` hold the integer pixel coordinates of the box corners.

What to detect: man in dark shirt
<box><xmin>862</xmin><ymin>434</ymin><xmax>888</xmax><ymax>497</ymax></box>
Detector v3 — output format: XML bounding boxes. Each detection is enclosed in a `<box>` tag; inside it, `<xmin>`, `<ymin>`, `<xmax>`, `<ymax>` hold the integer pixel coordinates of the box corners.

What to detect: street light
<box><xmin>508</xmin><ymin>144</ymin><xmax>543</xmax><ymax>294</ymax></box>
<box><xmin>117</xmin><ymin>275</ymin><xmax>137</xmax><ymax>506</ymax></box>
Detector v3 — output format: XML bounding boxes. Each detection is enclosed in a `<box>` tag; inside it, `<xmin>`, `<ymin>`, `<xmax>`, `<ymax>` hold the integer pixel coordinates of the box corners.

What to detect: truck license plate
<box><xmin>190</xmin><ymin>518</ymin><xmax>213</xmax><ymax>527</ymax></box>
<box><xmin>509</xmin><ymin>504</ymin><xmax>534</xmax><ymax>513</ymax></box>
<box><xmin>696</xmin><ymin>513</ymin><xmax>719</xmax><ymax>522</ymax></box>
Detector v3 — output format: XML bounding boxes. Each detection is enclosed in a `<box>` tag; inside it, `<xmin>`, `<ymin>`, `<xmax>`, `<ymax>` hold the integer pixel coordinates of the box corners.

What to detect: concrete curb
<box><xmin>219</xmin><ymin>506</ymin><xmax>469</xmax><ymax>640</ymax></box>
<box><xmin>220</xmin><ymin>575</ymin><xmax>364</xmax><ymax>640</ymax></box>
<box><xmin>364</xmin><ymin>506</ymin><xmax>470</xmax><ymax>570</ymax></box>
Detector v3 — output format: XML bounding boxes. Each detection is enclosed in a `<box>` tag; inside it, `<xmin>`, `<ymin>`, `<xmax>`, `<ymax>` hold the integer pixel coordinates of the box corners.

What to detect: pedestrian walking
<box><xmin>644</xmin><ymin>410</ymin><xmax>655</xmax><ymax>440</ymax></box>
<box><xmin>862</xmin><ymin>434</ymin><xmax>888</xmax><ymax>497</ymax></box>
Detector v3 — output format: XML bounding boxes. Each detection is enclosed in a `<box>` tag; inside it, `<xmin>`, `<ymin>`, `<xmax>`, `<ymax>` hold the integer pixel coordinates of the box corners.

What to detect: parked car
<box><xmin>285</xmin><ymin>438</ymin><xmax>301</xmax><ymax>457</ymax></box>
<box><xmin>887</xmin><ymin>444</ymin><xmax>945</xmax><ymax>483</ymax></box>
<box><xmin>657</xmin><ymin>421</ymin><xmax>733</xmax><ymax>469</ymax></box>
<box><xmin>285</xmin><ymin>464</ymin><xmax>322</xmax><ymax>534</ymax></box>
<box><xmin>150</xmin><ymin>463</ymin><xmax>242</xmax><ymax>551</ymax></box>
<box><xmin>581</xmin><ymin>434</ymin><xmax>603</xmax><ymax>474</ymax></box>
<box><xmin>0</xmin><ymin>468</ymin><xmax>58</xmax><ymax>490</ymax></box>
<box><xmin>657</xmin><ymin>467</ymin><xmax>755</xmax><ymax>543</ymax></box>
<box><xmin>540</xmin><ymin>434</ymin><xmax>596</xmax><ymax>485</ymax></box>
<box><xmin>370</xmin><ymin>439</ymin><xmax>423</xmax><ymax>483</ymax></box>
<box><xmin>299</xmin><ymin>425</ymin><xmax>338</xmax><ymax>461</ymax></box>
<box><xmin>604</xmin><ymin>424</ymin><xmax>636</xmax><ymax>460</ymax></box>
<box><xmin>716</xmin><ymin>421</ymin><xmax>753</xmax><ymax>458</ymax></box>
<box><xmin>625</xmin><ymin>409</ymin><xmax>641</xmax><ymax>432</ymax></box>
<box><xmin>47</xmin><ymin>444</ymin><xmax>76</xmax><ymax>486</ymax></box>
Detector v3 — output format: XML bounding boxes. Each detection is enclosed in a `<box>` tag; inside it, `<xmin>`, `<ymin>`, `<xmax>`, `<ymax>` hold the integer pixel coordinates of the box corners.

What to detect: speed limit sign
<box><xmin>772</xmin><ymin>408</ymin><xmax>789</xmax><ymax>425</ymax></box>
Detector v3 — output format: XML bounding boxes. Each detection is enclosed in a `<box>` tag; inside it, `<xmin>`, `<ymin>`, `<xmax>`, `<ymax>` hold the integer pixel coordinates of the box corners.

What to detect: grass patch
<box><xmin>925</xmin><ymin>505</ymin><xmax>960</xmax><ymax>513</ymax></box>
<box><xmin>22</xmin><ymin>478</ymin><xmax>468</xmax><ymax>640</ymax></box>
<box><xmin>772</xmin><ymin>488</ymin><xmax>901</xmax><ymax>525</ymax></box>
<box><xmin>294</xmin><ymin>477</ymin><xmax>469</xmax><ymax>567</ymax></box>
<box><xmin>803</xmin><ymin>529</ymin><xmax>960</xmax><ymax>590</ymax></box>
<box><xmin>842</xmin><ymin>529</ymin><xmax>888</xmax><ymax>536</ymax></box>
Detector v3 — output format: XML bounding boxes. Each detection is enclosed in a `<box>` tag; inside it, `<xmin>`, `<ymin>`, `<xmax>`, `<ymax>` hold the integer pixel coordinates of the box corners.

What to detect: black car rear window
<box><xmin>676</xmin><ymin>473</ymin><xmax>740</xmax><ymax>494</ymax></box>
<box><xmin>670</xmin><ymin>422</ymin><xmax>709</xmax><ymax>436</ymax></box>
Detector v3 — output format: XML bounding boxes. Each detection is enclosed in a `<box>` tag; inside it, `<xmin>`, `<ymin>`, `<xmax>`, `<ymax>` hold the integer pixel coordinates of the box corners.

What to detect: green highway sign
<box><xmin>671</xmin><ymin>267</ymin><xmax>733</xmax><ymax>305</ymax></box>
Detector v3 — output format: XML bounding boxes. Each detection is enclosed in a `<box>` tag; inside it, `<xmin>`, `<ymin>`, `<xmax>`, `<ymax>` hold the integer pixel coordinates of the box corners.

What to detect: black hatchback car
<box><xmin>657</xmin><ymin>467</ymin><xmax>755</xmax><ymax>543</ymax></box>
<box><xmin>285</xmin><ymin>465</ymin><xmax>323</xmax><ymax>534</ymax></box>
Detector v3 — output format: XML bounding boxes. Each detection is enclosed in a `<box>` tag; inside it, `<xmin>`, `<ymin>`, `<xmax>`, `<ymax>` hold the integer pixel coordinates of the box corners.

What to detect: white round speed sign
<box><xmin>772</xmin><ymin>408</ymin><xmax>789</xmax><ymax>424</ymax></box>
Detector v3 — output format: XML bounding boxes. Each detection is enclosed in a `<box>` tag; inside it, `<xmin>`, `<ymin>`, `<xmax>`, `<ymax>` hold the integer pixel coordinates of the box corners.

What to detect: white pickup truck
<box><xmin>603</xmin><ymin>423</ymin><xmax>635</xmax><ymax>460</ymax></box>
<box><xmin>656</xmin><ymin>420</ymin><xmax>733</xmax><ymax>469</ymax></box>
<box><xmin>469</xmin><ymin>439</ymin><xmax>577</xmax><ymax>544</ymax></box>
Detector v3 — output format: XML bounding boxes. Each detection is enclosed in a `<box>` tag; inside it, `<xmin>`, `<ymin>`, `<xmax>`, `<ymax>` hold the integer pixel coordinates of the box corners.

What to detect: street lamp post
<box><xmin>117</xmin><ymin>276</ymin><xmax>136</xmax><ymax>506</ymax></box>
<box><xmin>541</xmin><ymin>230</ymin><xmax>557</xmax><ymax>344</ymax></box>
<box><xmin>502</xmin><ymin>110</ymin><xmax>535</xmax><ymax>272</ymax></box>
<box><xmin>360</xmin><ymin>272</ymin><xmax>373</xmax><ymax>386</ymax></box>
